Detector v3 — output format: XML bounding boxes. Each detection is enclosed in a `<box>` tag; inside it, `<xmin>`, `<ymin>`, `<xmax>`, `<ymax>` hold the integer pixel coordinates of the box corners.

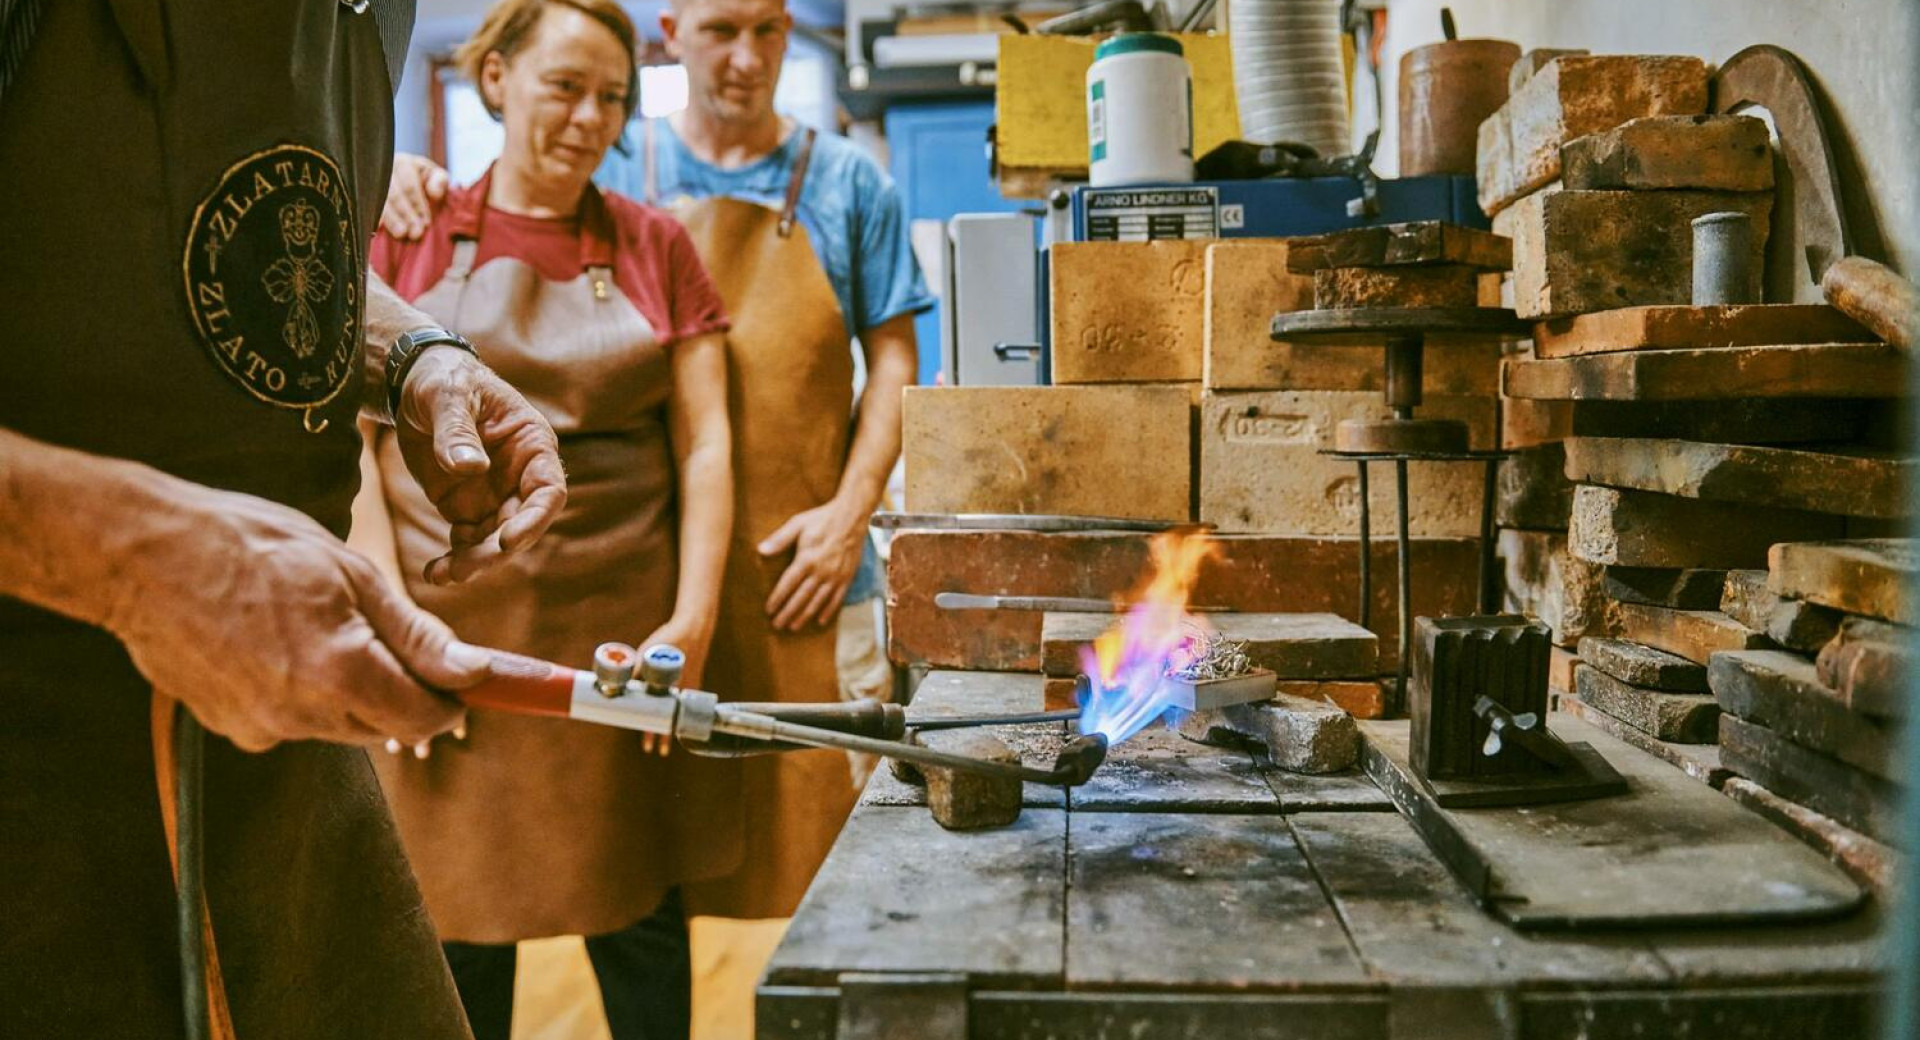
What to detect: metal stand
<box><xmin>1271</xmin><ymin>306</ymin><xmax>1528</xmax><ymax>714</ymax></box>
<box><xmin>1337</xmin><ymin>449</ymin><xmax>1508</xmax><ymax>711</ymax></box>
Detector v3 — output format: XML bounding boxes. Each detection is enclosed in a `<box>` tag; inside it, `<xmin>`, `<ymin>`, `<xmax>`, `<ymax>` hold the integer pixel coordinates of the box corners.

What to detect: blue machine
<box><xmin>1066</xmin><ymin>174</ymin><xmax>1486</xmax><ymax>242</ymax></box>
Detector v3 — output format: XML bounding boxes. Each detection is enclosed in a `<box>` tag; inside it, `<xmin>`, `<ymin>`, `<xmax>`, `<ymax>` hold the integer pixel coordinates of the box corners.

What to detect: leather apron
<box><xmin>645</xmin><ymin>124</ymin><xmax>863</xmax><ymax>919</ymax></box>
<box><xmin>0</xmin><ymin>2</ymin><xmax>468</xmax><ymax>1038</ymax></box>
<box><xmin>373</xmin><ymin>189</ymin><xmax>741</xmax><ymax>943</ymax></box>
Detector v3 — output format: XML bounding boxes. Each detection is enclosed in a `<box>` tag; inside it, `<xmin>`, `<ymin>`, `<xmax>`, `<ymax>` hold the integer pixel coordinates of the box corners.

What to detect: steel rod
<box><xmin>1357</xmin><ymin>459</ymin><xmax>1372</xmax><ymax>629</ymax></box>
<box><xmin>872</xmin><ymin>512</ymin><xmax>1208</xmax><ymax>533</ymax></box>
<box><xmin>1479</xmin><ymin>456</ymin><xmax>1499</xmax><ymax>613</ymax></box>
<box><xmin>175</xmin><ymin>710</ymin><xmax>211</xmax><ymax>1040</ymax></box>
<box><xmin>712</xmin><ymin>709</ymin><xmax>1102</xmax><ymax>786</ymax></box>
<box><xmin>908</xmin><ymin>709</ymin><xmax>1080</xmax><ymax>731</ymax></box>
<box><xmin>1395</xmin><ymin>458</ymin><xmax>1413</xmax><ymax>714</ymax></box>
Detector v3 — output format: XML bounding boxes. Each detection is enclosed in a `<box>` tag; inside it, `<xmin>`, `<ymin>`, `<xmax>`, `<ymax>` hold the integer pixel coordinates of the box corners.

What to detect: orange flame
<box><xmin>1078</xmin><ymin>529</ymin><xmax>1221</xmax><ymax>743</ymax></box>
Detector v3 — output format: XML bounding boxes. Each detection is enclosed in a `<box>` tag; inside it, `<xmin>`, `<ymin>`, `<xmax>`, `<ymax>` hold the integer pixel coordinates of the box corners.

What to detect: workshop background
<box><xmin>374</xmin><ymin>1</ymin><xmax>1919</xmax><ymax>1038</ymax></box>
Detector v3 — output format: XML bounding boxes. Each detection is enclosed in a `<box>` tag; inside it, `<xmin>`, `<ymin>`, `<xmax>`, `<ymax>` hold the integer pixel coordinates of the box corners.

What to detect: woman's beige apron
<box><xmin>374</xmin><ymin>200</ymin><xmax>741</xmax><ymax>942</ymax></box>
<box><xmin>648</xmin><ymin>127</ymin><xmax>864</xmax><ymax>919</ymax></box>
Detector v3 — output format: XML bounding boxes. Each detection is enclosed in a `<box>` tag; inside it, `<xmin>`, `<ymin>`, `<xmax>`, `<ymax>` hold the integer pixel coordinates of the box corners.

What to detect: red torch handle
<box><xmin>457</xmin><ymin>650</ymin><xmax>577</xmax><ymax>718</ymax></box>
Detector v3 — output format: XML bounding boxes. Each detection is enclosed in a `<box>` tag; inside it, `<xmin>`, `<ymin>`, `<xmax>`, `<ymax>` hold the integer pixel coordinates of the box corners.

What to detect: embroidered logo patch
<box><xmin>183</xmin><ymin>144</ymin><xmax>360</xmax><ymax>412</ymax></box>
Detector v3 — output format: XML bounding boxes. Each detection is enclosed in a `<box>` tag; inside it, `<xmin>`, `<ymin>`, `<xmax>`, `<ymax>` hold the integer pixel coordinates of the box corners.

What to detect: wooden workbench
<box><xmin>758</xmin><ymin>672</ymin><xmax>1883</xmax><ymax>1040</ymax></box>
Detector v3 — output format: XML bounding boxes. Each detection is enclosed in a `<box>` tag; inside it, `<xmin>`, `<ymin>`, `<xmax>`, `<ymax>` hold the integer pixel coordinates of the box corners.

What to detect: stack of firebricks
<box><xmin>889</xmin><ymin>49</ymin><xmax>1910</xmax><ymax>890</ymax></box>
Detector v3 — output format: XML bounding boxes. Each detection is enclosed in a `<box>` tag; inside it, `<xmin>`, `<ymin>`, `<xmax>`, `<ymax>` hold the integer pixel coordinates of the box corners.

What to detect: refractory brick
<box><xmin>1050</xmin><ymin>240</ymin><xmax>1208</xmax><ymax>384</ymax></box>
<box><xmin>903</xmin><ymin>385</ymin><xmax>1192</xmax><ymax>522</ymax></box>
<box><xmin>1199</xmin><ymin>390</ymin><xmax>1496</xmax><ymax>536</ymax></box>
<box><xmin>1497</xmin><ymin>188</ymin><xmax>1772</xmax><ymax>319</ymax></box>
<box><xmin>1477</xmin><ymin>54</ymin><xmax>1710</xmax><ymax>217</ymax></box>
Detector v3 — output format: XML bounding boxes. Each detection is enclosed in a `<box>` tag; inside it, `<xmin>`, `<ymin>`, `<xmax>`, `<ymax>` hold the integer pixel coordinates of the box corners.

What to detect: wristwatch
<box><xmin>386</xmin><ymin>326</ymin><xmax>480</xmax><ymax>423</ymax></box>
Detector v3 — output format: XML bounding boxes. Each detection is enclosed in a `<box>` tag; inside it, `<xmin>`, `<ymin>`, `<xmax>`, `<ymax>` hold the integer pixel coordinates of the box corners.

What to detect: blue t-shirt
<box><xmin>597</xmin><ymin>121</ymin><xmax>932</xmax><ymax>604</ymax></box>
<box><xmin>598</xmin><ymin>120</ymin><xmax>934</xmax><ymax>336</ymax></box>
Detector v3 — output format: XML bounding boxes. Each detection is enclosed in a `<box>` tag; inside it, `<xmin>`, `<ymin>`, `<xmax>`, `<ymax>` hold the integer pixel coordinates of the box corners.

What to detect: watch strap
<box><xmin>386</xmin><ymin>327</ymin><xmax>478</xmax><ymax>423</ymax></box>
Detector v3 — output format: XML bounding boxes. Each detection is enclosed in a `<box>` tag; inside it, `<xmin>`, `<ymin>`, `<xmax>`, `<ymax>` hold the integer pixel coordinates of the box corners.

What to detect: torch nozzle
<box><xmin>1049</xmin><ymin>733</ymin><xmax>1109</xmax><ymax>786</ymax></box>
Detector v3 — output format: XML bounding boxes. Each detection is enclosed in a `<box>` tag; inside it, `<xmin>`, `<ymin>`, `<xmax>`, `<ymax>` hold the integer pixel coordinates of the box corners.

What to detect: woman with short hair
<box><xmin>355</xmin><ymin>2</ymin><xmax>734</xmax><ymax>1036</ymax></box>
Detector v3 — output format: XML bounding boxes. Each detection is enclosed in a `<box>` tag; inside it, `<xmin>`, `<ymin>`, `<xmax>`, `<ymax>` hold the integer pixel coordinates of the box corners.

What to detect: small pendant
<box><xmin>303</xmin><ymin>407</ymin><xmax>330</xmax><ymax>434</ymax></box>
<box><xmin>593</xmin><ymin>277</ymin><xmax>608</xmax><ymax>301</ymax></box>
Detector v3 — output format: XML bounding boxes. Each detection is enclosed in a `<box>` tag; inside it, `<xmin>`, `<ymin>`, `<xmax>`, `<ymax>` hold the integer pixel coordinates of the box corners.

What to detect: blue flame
<box><xmin>1075</xmin><ymin>601</ymin><xmax>1203</xmax><ymax>744</ymax></box>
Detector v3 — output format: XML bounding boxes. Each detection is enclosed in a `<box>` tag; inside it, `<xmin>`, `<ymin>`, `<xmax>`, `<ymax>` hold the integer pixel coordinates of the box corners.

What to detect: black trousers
<box><xmin>442</xmin><ymin>887</ymin><xmax>691</xmax><ymax>1040</ymax></box>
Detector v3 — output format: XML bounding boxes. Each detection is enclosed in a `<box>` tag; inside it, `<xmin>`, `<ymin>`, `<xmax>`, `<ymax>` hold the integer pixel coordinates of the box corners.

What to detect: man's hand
<box><xmin>380</xmin><ymin>153</ymin><xmax>449</xmax><ymax>241</ymax></box>
<box><xmin>111</xmin><ymin>485</ymin><xmax>488</xmax><ymax>752</ymax></box>
<box><xmin>393</xmin><ymin>347</ymin><xmax>567</xmax><ymax>586</ymax></box>
<box><xmin>759</xmin><ymin>499</ymin><xmax>867</xmax><ymax>631</ymax></box>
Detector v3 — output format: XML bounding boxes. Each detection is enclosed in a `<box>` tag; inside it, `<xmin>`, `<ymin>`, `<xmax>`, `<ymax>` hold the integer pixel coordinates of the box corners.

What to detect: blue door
<box><xmin>884</xmin><ymin>99</ymin><xmax>1029</xmax><ymax>385</ymax></box>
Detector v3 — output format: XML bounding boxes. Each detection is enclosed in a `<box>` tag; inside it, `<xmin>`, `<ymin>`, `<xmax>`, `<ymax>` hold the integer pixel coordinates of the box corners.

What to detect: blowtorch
<box><xmin>170</xmin><ymin>642</ymin><xmax>1106</xmax><ymax>1040</ymax></box>
<box><xmin>456</xmin><ymin>641</ymin><xmax>1111</xmax><ymax>786</ymax></box>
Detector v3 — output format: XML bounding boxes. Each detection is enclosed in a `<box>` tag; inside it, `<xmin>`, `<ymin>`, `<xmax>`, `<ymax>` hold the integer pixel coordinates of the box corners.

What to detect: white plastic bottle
<box><xmin>1087</xmin><ymin>33</ymin><xmax>1195</xmax><ymax>187</ymax></box>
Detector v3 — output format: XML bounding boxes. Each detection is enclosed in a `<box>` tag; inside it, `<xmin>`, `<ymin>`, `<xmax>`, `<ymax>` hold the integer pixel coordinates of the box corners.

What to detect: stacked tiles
<box><xmin>1553</xmin><ymin>417</ymin><xmax>1910</xmax><ymax>766</ymax></box>
<box><xmin>1707</xmin><ymin>541</ymin><xmax>1914</xmax><ymax>894</ymax></box>
<box><xmin>1476</xmin><ymin>51</ymin><xmax>1792</xmax><ymax>322</ymax></box>
<box><xmin>1197</xmin><ymin>227</ymin><xmax>1506</xmax><ymax>542</ymax></box>
<box><xmin>1494</xmin><ymin>398</ymin><xmax>1589</xmax><ymax>706</ymax></box>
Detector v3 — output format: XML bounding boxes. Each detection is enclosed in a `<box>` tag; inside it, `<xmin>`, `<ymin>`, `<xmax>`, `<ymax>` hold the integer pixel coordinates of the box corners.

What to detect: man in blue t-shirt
<box><xmin>601</xmin><ymin>102</ymin><xmax>932</xmax><ymax>640</ymax></box>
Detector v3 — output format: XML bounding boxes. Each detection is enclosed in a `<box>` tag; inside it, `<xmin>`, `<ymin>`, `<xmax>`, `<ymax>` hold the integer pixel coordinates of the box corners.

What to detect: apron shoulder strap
<box><xmin>776</xmin><ymin>127</ymin><xmax>817</xmax><ymax>240</ymax></box>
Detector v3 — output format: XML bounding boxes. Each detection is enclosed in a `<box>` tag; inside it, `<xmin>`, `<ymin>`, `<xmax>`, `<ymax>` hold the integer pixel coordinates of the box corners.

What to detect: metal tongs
<box><xmin>458</xmin><ymin>642</ymin><xmax>1108</xmax><ymax>786</ymax></box>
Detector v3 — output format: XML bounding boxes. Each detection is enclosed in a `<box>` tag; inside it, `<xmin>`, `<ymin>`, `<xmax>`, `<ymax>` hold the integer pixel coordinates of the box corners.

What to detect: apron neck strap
<box><xmin>641</xmin><ymin>118</ymin><xmax>660</xmax><ymax>206</ymax></box>
<box><xmin>777</xmin><ymin>127</ymin><xmax>817</xmax><ymax>240</ymax></box>
<box><xmin>448</xmin><ymin>238</ymin><xmax>479</xmax><ymax>280</ymax></box>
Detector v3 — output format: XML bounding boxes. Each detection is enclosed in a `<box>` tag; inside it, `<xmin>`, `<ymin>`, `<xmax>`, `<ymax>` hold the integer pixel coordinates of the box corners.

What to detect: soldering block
<box><xmin>1051</xmin><ymin>240</ymin><xmax>1207</xmax><ymax>384</ymax></box>
<box><xmin>1205</xmin><ymin>239</ymin><xmax>1502</xmax><ymax>395</ymax></box>
<box><xmin>1178</xmin><ymin>695</ymin><xmax>1361</xmax><ymax>774</ymax></box>
<box><xmin>915</xmin><ymin>730</ymin><xmax>1024</xmax><ymax>830</ymax></box>
<box><xmin>1222</xmin><ymin>694</ymin><xmax>1359</xmax><ymax>775</ymax></box>
<box><xmin>1042</xmin><ymin>611</ymin><xmax>1378</xmax><ymax>682</ymax></box>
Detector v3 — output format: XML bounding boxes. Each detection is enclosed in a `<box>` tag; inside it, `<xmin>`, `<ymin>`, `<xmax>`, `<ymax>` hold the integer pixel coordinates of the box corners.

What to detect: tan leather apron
<box><xmin>647</xmin><ymin>125</ymin><xmax>863</xmax><ymax>919</ymax></box>
<box><xmin>373</xmin><ymin>195</ymin><xmax>740</xmax><ymax>943</ymax></box>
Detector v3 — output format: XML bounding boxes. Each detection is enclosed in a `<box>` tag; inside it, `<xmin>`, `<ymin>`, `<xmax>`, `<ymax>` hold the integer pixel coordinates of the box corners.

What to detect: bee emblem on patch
<box><xmin>183</xmin><ymin>144</ymin><xmax>360</xmax><ymax>424</ymax></box>
<box><xmin>261</xmin><ymin>199</ymin><xmax>336</xmax><ymax>359</ymax></box>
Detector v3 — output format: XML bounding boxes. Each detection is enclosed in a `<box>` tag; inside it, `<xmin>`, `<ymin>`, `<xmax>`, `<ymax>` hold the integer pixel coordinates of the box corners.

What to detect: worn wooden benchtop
<box><xmin>759</xmin><ymin>672</ymin><xmax>1884</xmax><ymax>1040</ymax></box>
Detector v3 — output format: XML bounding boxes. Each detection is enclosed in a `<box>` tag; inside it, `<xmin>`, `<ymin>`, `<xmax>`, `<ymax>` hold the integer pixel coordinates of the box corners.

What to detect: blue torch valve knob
<box><xmin>641</xmin><ymin>644</ymin><xmax>686</xmax><ymax>695</ymax></box>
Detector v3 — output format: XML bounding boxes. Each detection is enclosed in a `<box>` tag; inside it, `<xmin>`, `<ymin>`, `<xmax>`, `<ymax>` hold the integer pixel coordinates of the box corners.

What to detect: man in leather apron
<box><xmin>626</xmin><ymin>0</ymin><xmax>931</xmax><ymax>924</ymax></box>
<box><xmin>0</xmin><ymin>2</ymin><xmax>567</xmax><ymax>1036</ymax></box>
